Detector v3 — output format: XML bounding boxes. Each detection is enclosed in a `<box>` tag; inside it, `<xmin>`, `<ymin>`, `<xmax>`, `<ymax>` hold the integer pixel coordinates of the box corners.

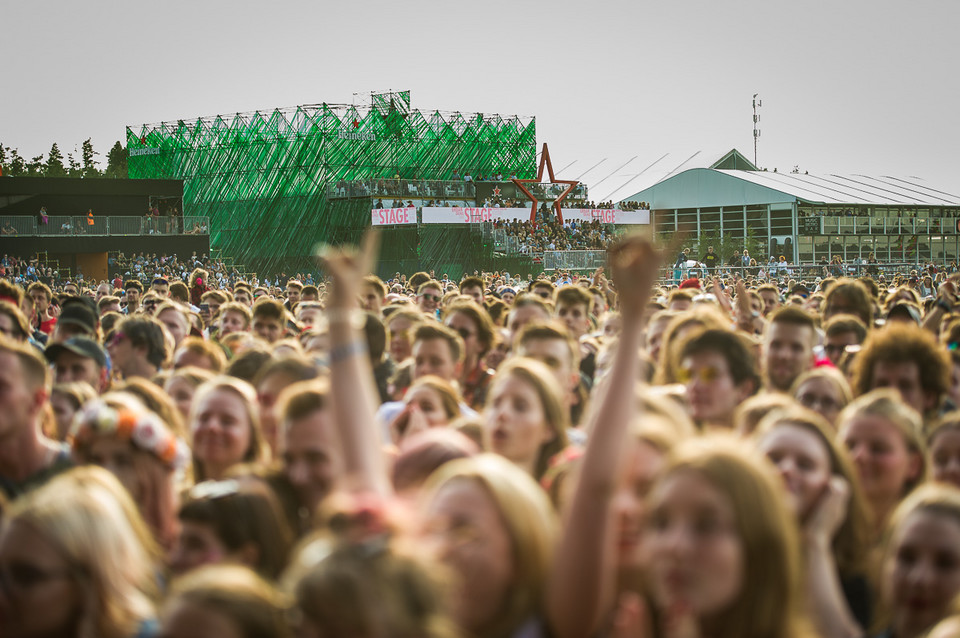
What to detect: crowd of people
<box><xmin>6</xmin><ymin>231</ymin><xmax>960</xmax><ymax>638</ymax></box>
<box><xmin>495</xmin><ymin>218</ymin><xmax>615</xmax><ymax>253</ymax></box>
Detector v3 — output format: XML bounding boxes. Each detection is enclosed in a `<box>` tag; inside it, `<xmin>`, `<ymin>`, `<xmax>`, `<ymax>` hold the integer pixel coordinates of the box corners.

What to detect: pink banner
<box><xmin>371</xmin><ymin>207</ymin><xmax>417</xmax><ymax>226</ymax></box>
<box><xmin>419</xmin><ymin>206</ymin><xmax>650</xmax><ymax>225</ymax></box>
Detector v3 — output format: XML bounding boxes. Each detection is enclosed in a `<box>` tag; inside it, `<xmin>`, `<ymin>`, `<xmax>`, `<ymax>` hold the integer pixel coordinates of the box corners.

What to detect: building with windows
<box><xmin>623</xmin><ymin>152</ymin><xmax>960</xmax><ymax>267</ymax></box>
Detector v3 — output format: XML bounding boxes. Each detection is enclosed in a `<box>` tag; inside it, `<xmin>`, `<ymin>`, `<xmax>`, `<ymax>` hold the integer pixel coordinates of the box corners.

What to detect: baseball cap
<box><xmin>44</xmin><ymin>336</ymin><xmax>108</xmax><ymax>368</ymax></box>
<box><xmin>57</xmin><ymin>303</ymin><xmax>97</xmax><ymax>334</ymax></box>
<box><xmin>679</xmin><ymin>277</ymin><xmax>701</xmax><ymax>290</ymax></box>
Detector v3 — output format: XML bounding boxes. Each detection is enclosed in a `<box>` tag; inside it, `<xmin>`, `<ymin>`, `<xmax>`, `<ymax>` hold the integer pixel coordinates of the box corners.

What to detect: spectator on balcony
<box><xmin>86</xmin><ymin>209</ymin><xmax>95</xmax><ymax>230</ymax></box>
<box><xmin>1</xmin><ymin>221</ymin><xmax>16</xmax><ymax>236</ymax></box>
<box><xmin>39</xmin><ymin>206</ymin><xmax>48</xmax><ymax>225</ymax></box>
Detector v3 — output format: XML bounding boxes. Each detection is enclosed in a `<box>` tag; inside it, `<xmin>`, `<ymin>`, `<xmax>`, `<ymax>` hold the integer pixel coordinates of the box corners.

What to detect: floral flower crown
<box><xmin>70</xmin><ymin>400</ymin><xmax>191</xmax><ymax>471</ymax></box>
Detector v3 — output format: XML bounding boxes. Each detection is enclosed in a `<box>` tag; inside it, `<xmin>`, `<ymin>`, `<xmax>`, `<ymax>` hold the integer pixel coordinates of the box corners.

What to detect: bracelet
<box><xmin>329</xmin><ymin>341</ymin><xmax>367</xmax><ymax>364</ymax></box>
<box><xmin>325</xmin><ymin>308</ymin><xmax>367</xmax><ymax>329</ymax></box>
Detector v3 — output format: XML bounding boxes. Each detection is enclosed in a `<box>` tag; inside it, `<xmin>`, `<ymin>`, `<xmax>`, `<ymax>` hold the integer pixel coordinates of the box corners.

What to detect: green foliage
<box><xmin>82</xmin><ymin>138</ymin><xmax>100</xmax><ymax>178</ymax></box>
<box><xmin>105</xmin><ymin>141</ymin><xmax>127</xmax><ymax>179</ymax></box>
<box><xmin>45</xmin><ymin>143</ymin><xmax>66</xmax><ymax>177</ymax></box>
<box><xmin>0</xmin><ymin>138</ymin><xmax>117</xmax><ymax>178</ymax></box>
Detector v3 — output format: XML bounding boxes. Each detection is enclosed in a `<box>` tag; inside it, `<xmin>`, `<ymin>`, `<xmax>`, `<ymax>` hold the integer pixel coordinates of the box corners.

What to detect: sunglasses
<box><xmin>419</xmin><ymin>294</ymin><xmax>442</xmax><ymax>303</ymax></box>
<box><xmin>677</xmin><ymin>365</ymin><xmax>723</xmax><ymax>384</ymax></box>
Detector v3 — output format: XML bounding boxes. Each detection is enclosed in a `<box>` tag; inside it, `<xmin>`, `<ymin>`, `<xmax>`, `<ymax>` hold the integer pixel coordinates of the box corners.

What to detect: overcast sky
<box><xmin>3</xmin><ymin>0</ymin><xmax>957</xmax><ymax>202</ymax></box>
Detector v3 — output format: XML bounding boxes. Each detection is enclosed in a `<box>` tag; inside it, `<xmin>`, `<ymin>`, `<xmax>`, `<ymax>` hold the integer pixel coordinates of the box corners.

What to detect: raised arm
<box><xmin>320</xmin><ymin>231</ymin><xmax>392</xmax><ymax>498</ymax></box>
<box><xmin>546</xmin><ymin>235</ymin><xmax>662</xmax><ymax>638</ymax></box>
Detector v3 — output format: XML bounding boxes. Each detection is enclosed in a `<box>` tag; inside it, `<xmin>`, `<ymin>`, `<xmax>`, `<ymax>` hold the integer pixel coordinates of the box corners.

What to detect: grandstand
<box><xmin>127</xmin><ymin>91</ymin><xmax>537</xmax><ymax>274</ymax></box>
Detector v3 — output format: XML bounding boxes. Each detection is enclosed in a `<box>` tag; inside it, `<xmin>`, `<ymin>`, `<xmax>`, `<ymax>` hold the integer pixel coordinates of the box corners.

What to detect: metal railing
<box><xmin>659</xmin><ymin>261</ymin><xmax>956</xmax><ymax>283</ymax></box>
<box><xmin>543</xmin><ymin>250</ymin><xmax>608</xmax><ymax>271</ymax></box>
<box><xmin>806</xmin><ymin>215</ymin><xmax>959</xmax><ymax>235</ymax></box>
<box><xmin>328</xmin><ymin>178</ymin><xmax>478</xmax><ymax>200</ymax></box>
<box><xmin>0</xmin><ymin>216</ymin><xmax>209</xmax><ymax>237</ymax></box>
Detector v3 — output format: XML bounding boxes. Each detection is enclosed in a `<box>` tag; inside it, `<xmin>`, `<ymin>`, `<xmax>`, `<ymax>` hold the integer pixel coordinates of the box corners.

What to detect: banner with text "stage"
<box><xmin>371</xmin><ymin>207</ymin><xmax>417</xmax><ymax>226</ymax></box>
<box><xmin>419</xmin><ymin>207</ymin><xmax>650</xmax><ymax>225</ymax></box>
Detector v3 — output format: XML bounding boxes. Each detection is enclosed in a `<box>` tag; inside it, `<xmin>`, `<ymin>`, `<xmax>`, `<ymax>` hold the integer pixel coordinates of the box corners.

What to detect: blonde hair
<box><xmin>163</xmin><ymin>564</ymin><xmax>290</xmax><ymax>638</ymax></box>
<box><xmin>791</xmin><ymin>366</ymin><xmax>854</xmax><ymax>411</ymax></box>
<box><xmin>189</xmin><ymin>376</ymin><xmax>270</xmax><ymax>481</ymax></box>
<box><xmin>4</xmin><ymin>466</ymin><xmax>159</xmax><ymax>638</ymax></box>
<box><xmin>651</xmin><ymin>436</ymin><xmax>812</xmax><ymax>638</ymax></box>
<box><xmin>753</xmin><ymin>408</ymin><xmax>872</xmax><ymax>576</ymax></box>
<box><xmin>488</xmin><ymin>357</ymin><xmax>569</xmax><ymax>480</ymax></box>
<box><xmin>423</xmin><ymin>454</ymin><xmax>559</xmax><ymax>638</ymax></box>
<box><xmin>838</xmin><ymin>388</ymin><xmax>928</xmax><ymax>495</ymax></box>
<box><xmin>406</xmin><ymin>375</ymin><xmax>461</xmax><ymax>420</ymax></box>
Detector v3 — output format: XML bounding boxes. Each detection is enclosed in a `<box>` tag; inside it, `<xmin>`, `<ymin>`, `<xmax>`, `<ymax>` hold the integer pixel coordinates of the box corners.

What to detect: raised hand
<box><xmin>804</xmin><ymin>475</ymin><xmax>850</xmax><ymax>546</ymax></box>
<box><xmin>317</xmin><ymin>229</ymin><xmax>380</xmax><ymax>310</ymax></box>
<box><xmin>607</xmin><ymin>234</ymin><xmax>664</xmax><ymax>320</ymax></box>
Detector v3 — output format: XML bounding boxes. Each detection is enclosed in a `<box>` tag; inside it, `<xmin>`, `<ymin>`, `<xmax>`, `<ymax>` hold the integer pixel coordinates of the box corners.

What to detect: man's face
<box><xmin>100</xmin><ymin>301</ymin><xmax>121</xmax><ymax>316</ymax></box>
<box><xmin>360</xmin><ymin>285</ymin><xmax>383</xmax><ymax>314</ymax></box>
<box><xmin>158</xmin><ymin>309</ymin><xmax>188</xmax><ymax>348</ymax></box>
<box><xmin>532</xmin><ymin>285</ymin><xmax>553</xmax><ymax>301</ymax></box>
<box><xmin>125</xmin><ymin>288</ymin><xmax>141</xmax><ymax>306</ymax></box>
<box><xmin>417</xmin><ymin>287</ymin><xmax>442</xmax><ymax>314</ymax></box>
<box><xmin>64</xmin><ymin>284</ymin><xmax>79</xmax><ymax>296</ymax></box>
<box><xmin>220</xmin><ymin>311</ymin><xmax>249</xmax><ymax>337</ymax></box>
<box><xmin>54</xmin><ymin>351</ymin><xmax>102</xmax><ymax>391</ymax></box>
<box><xmin>871</xmin><ymin>360</ymin><xmax>934</xmax><ymax>415</ymax></box>
<box><xmin>759</xmin><ymin>291</ymin><xmax>780</xmax><ymax>316</ymax></box>
<box><xmin>281</xmin><ymin>409</ymin><xmax>342</xmax><ymax>513</ymax></box>
<box><xmin>517</xmin><ymin>337</ymin><xmax>577</xmax><ymax>397</ymax></box>
<box><xmin>151</xmin><ymin>283</ymin><xmax>169</xmax><ymax>298</ymax></box>
<box><xmin>507</xmin><ymin>306</ymin><xmax>551</xmax><ymax>342</ymax></box>
<box><xmin>462</xmin><ymin>285</ymin><xmax>484</xmax><ymax>306</ymax></box>
<box><xmin>823</xmin><ymin>330</ymin><xmax>861</xmax><ymax>366</ymax></box>
<box><xmin>96</xmin><ymin>284</ymin><xmax>111</xmax><ymax>301</ymax></box>
<box><xmin>234</xmin><ymin>290</ymin><xmax>252</xmax><ymax>307</ymax></box>
<box><xmin>763</xmin><ymin>322</ymin><xmax>815</xmax><ymax>392</ymax></box>
<box><xmin>412</xmin><ymin>338</ymin><xmax>458</xmax><ymax>382</ymax></box>
<box><xmin>296</xmin><ymin>308</ymin><xmax>323</xmax><ymax>329</ymax></box>
<box><xmin>29</xmin><ymin>290</ymin><xmax>49</xmax><ymax>314</ymax></box>
<box><xmin>0</xmin><ymin>353</ymin><xmax>43</xmax><ymax>438</ymax></box>
<box><xmin>557</xmin><ymin>302</ymin><xmax>590</xmax><ymax>339</ymax></box>
<box><xmin>253</xmin><ymin>316</ymin><xmax>283</xmax><ymax>343</ymax></box>
<box><xmin>286</xmin><ymin>287</ymin><xmax>301</xmax><ymax>307</ymax></box>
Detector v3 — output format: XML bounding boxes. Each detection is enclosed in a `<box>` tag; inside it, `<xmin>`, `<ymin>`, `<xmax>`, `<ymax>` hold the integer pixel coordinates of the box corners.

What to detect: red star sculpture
<box><xmin>492</xmin><ymin>186</ymin><xmax>502</xmax><ymax>197</ymax></box>
<box><xmin>511</xmin><ymin>143</ymin><xmax>578</xmax><ymax>224</ymax></box>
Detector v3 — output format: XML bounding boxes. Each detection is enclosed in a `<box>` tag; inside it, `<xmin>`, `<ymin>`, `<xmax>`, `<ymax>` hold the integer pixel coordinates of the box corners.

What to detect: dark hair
<box><xmin>117</xmin><ymin>316</ymin><xmax>169</xmax><ymax>367</ymax></box>
<box><xmin>679</xmin><ymin>328</ymin><xmax>761</xmax><ymax>392</ymax></box>
<box><xmin>459</xmin><ymin>276</ymin><xmax>484</xmax><ymax>293</ymax></box>
<box><xmin>123</xmin><ymin>279</ymin><xmax>144</xmax><ymax>294</ymax></box>
<box><xmin>413</xmin><ymin>323</ymin><xmax>464</xmax><ymax>364</ymax></box>
<box><xmin>824</xmin><ymin>314</ymin><xmax>868</xmax><ymax>343</ymax></box>
<box><xmin>179</xmin><ymin>479</ymin><xmax>294</xmax><ymax>579</ymax></box>
<box><xmin>823</xmin><ymin>279</ymin><xmax>874</xmax><ymax>327</ymax></box>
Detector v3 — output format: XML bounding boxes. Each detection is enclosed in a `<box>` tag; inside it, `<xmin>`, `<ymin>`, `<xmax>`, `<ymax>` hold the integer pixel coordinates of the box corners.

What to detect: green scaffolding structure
<box><xmin>127</xmin><ymin>92</ymin><xmax>537</xmax><ymax>273</ymax></box>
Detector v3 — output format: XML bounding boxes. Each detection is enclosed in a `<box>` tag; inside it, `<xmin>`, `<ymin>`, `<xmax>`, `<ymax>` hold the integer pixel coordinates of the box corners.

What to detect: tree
<box><xmin>67</xmin><ymin>149</ymin><xmax>83</xmax><ymax>178</ymax></box>
<box><xmin>27</xmin><ymin>154</ymin><xmax>45</xmax><ymax>176</ymax></box>
<box><xmin>45</xmin><ymin>143</ymin><xmax>65</xmax><ymax>177</ymax></box>
<box><xmin>81</xmin><ymin>138</ymin><xmax>100</xmax><ymax>178</ymax></box>
<box><xmin>105</xmin><ymin>141</ymin><xmax>128</xmax><ymax>178</ymax></box>
<box><xmin>7</xmin><ymin>148</ymin><xmax>26</xmax><ymax>176</ymax></box>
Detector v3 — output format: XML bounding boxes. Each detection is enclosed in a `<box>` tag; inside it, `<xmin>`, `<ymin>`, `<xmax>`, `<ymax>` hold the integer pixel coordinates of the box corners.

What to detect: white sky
<box><xmin>3</xmin><ymin>0</ymin><xmax>958</xmax><ymax>203</ymax></box>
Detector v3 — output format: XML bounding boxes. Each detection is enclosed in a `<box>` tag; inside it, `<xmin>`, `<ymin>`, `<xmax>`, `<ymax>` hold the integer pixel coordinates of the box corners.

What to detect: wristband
<box><xmin>325</xmin><ymin>308</ymin><xmax>367</xmax><ymax>329</ymax></box>
<box><xmin>329</xmin><ymin>341</ymin><xmax>367</xmax><ymax>364</ymax></box>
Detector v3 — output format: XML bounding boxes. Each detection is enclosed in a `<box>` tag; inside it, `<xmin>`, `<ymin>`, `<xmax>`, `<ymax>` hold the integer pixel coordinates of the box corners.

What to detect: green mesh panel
<box><xmin>127</xmin><ymin>96</ymin><xmax>536</xmax><ymax>273</ymax></box>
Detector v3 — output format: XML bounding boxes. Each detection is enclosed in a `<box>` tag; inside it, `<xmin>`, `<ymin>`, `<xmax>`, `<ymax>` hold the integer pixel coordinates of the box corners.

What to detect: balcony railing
<box><xmin>0</xmin><ymin>216</ymin><xmax>209</xmax><ymax>237</ymax></box>
<box><xmin>806</xmin><ymin>215</ymin><xmax>958</xmax><ymax>235</ymax></box>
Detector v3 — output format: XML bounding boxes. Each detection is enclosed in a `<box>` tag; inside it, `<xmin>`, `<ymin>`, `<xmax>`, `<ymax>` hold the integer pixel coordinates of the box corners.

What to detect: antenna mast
<box><xmin>752</xmin><ymin>94</ymin><xmax>762</xmax><ymax>166</ymax></box>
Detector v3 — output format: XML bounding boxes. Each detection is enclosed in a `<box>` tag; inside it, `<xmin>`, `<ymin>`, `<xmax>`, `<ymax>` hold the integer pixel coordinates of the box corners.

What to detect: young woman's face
<box><xmin>404</xmin><ymin>386</ymin><xmax>450</xmax><ymax>427</ymax></box>
<box><xmin>191</xmin><ymin>389</ymin><xmax>252</xmax><ymax>479</ymax></box>
<box><xmin>612</xmin><ymin>439</ymin><xmax>667</xmax><ymax>569</ymax></box>
<box><xmin>931</xmin><ymin>429</ymin><xmax>960</xmax><ymax>490</ymax></box>
<box><xmin>166</xmin><ymin>377</ymin><xmax>198</xmax><ymax>423</ymax></box>
<box><xmin>484</xmin><ymin>375</ymin><xmax>552</xmax><ymax>472</ymax></box>
<box><xmin>646</xmin><ymin>470</ymin><xmax>744</xmax><ymax>616</ymax></box>
<box><xmin>681</xmin><ymin>351</ymin><xmax>751</xmax><ymax>427</ymax></box>
<box><xmin>841</xmin><ymin>415</ymin><xmax>920</xmax><ymax>510</ymax></box>
<box><xmin>422</xmin><ymin>480</ymin><xmax>514</xmax><ymax>634</ymax></box>
<box><xmin>0</xmin><ymin>521</ymin><xmax>83</xmax><ymax>637</ymax></box>
<box><xmin>757</xmin><ymin>424</ymin><xmax>832</xmax><ymax>520</ymax></box>
<box><xmin>168</xmin><ymin>521</ymin><xmax>228</xmax><ymax>576</ymax></box>
<box><xmin>886</xmin><ymin>510</ymin><xmax>960</xmax><ymax>638</ymax></box>
<box><xmin>85</xmin><ymin>435</ymin><xmax>144</xmax><ymax>501</ymax></box>
<box><xmin>795</xmin><ymin>377</ymin><xmax>846</xmax><ymax>426</ymax></box>
<box><xmin>49</xmin><ymin>393</ymin><xmax>78</xmax><ymax>441</ymax></box>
